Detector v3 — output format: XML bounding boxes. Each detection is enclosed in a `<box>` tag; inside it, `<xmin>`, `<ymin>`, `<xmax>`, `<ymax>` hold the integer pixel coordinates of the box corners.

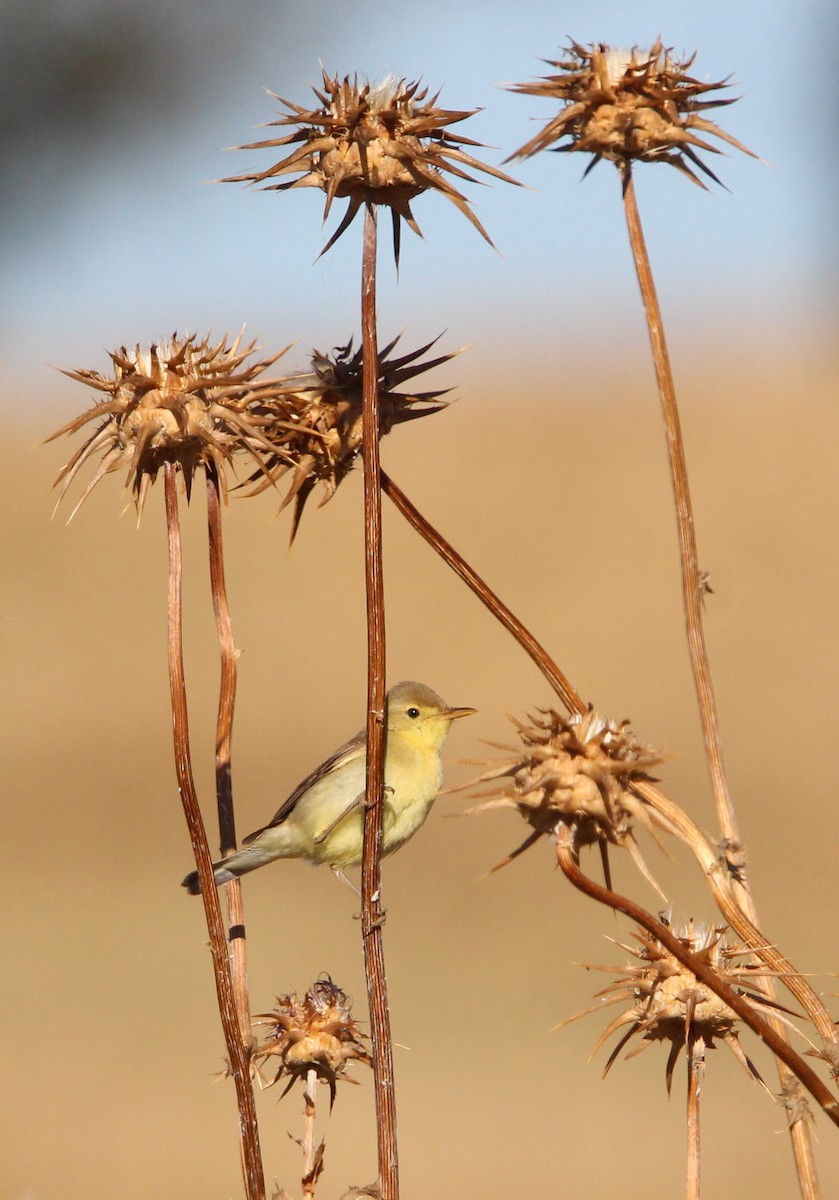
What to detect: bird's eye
<box><xmin>406</xmin><ymin>707</ymin><xmax>421</xmax><ymax>719</ymax></box>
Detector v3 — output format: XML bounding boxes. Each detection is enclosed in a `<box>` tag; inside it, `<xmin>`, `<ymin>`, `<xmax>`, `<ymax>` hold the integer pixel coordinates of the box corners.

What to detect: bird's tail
<box><xmin>181</xmin><ymin>846</ymin><xmax>277</xmax><ymax>895</ymax></box>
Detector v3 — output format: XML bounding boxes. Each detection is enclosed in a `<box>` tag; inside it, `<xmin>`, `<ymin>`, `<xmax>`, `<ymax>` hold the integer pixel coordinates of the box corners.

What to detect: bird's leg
<box><xmin>330</xmin><ymin>866</ymin><xmax>361</xmax><ymax>896</ymax></box>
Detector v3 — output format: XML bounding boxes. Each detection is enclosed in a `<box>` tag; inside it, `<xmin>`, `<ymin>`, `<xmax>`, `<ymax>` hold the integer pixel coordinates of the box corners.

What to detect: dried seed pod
<box><xmin>50</xmin><ymin>332</ymin><xmax>291</xmax><ymax>517</ymax></box>
<box><xmin>508</xmin><ymin>39</ymin><xmax>755</xmax><ymax>187</ymax></box>
<box><xmin>562</xmin><ymin>916</ymin><xmax>800</xmax><ymax>1096</ymax></box>
<box><xmin>254</xmin><ymin>977</ymin><xmax>370</xmax><ymax>1105</ymax></box>
<box><xmin>461</xmin><ymin>706</ymin><xmax>670</xmax><ymax>888</ymax></box>
<box><xmin>225</xmin><ymin>70</ymin><xmax>519</xmax><ymax>260</ymax></box>
<box><xmin>249</xmin><ymin>334</ymin><xmax>456</xmax><ymax>539</ymax></box>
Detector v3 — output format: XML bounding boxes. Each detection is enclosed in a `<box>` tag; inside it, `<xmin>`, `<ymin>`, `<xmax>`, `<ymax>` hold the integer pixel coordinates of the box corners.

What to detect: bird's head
<box><xmin>385</xmin><ymin>680</ymin><xmax>476</xmax><ymax>749</ymax></box>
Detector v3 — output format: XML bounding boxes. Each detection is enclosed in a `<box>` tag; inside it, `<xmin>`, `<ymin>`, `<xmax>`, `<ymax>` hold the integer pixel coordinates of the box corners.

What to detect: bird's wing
<box><xmin>243</xmin><ymin>728</ymin><xmax>367</xmax><ymax>841</ymax></box>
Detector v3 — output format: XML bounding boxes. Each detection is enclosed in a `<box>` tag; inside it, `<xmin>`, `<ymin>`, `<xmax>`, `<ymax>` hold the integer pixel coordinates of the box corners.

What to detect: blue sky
<box><xmin>4</xmin><ymin>0</ymin><xmax>834</xmax><ymax>420</ymax></box>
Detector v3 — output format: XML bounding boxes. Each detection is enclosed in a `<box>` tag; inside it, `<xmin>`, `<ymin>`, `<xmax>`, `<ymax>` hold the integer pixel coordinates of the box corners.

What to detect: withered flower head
<box><xmin>461</xmin><ymin>706</ymin><xmax>668</xmax><ymax>887</ymax></box>
<box><xmin>255</xmin><ymin>977</ymin><xmax>370</xmax><ymax>1104</ymax></box>
<box><xmin>50</xmin><ymin>332</ymin><xmax>291</xmax><ymax>517</ymax></box>
<box><xmin>563</xmin><ymin>916</ymin><xmax>791</xmax><ymax>1094</ymax></box>
<box><xmin>225</xmin><ymin>69</ymin><xmax>519</xmax><ymax>261</ymax></box>
<box><xmin>248</xmin><ymin>333</ymin><xmax>456</xmax><ymax>540</ymax></box>
<box><xmin>508</xmin><ymin>39</ymin><xmax>755</xmax><ymax>186</ymax></box>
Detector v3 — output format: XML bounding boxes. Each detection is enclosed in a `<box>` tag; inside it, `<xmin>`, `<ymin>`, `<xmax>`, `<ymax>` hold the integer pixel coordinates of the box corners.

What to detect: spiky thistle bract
<box><xmin>50</xmin><ymin>332</ymin><xmax>293</xmax><ymax>518</ymax></box>
<box><xmin>459</xmin><ymin>706</ymin><xmax>669</xmax><ymax>891</ymax></box>
<box><xmin>254</xmin><ymin>977</ymin><xmax>371</xmax><ymax>1105</ymax></box>
<box><xmin>225</xmin><ymin>69</ymin><xmax>519</xmax><ymax>262</ymax></box>
<box><xmin>562</xmin><ymin>916</ymin><xmax>804</xmax><ymax>1096</ymax></box>
<box><xmin>508</xmin><ymin>39</ymin><xmax>756</xmax><ymax>187</ymax></box>
<box><xmin>246</xmin><ymin>333</ymin><xmax>457</xmax><ymax>540</ymax></box>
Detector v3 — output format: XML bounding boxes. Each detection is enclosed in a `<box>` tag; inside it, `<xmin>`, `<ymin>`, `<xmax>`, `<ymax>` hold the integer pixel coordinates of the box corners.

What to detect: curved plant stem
<box><xmin>621</xmin><ymin>165</ymin><xmax>820</xmax><ymax>1195</ymax></box>
<box><xmin>164</xmin><ymin>464</ymin><xmax>265</xmax><ymax>1200</ymax></box>
<box><xmin>206</xmin><ymin>463</ymin><xmax>252</xmax><ymax>1047</ymax></box>
<box><xmin>621</xmin><ymin>166</ymin><xmax>736</xmax><ymax>856</ymax></box>
<box><xmin>636</xmin><ymin>780</ymin><xmax>839</xmax><ymax>1062</ymax></box>
<box><xmin>359</xmin><ymin>203</ymin><xmax>399</xmax><ymax>1200</ymax></box>
<box><xmin>381</xmin><ymin>470</ymin><xmax>584</xmax><ymax>713</ymax></box>
<box><xmin>554</xmin><ymin>824</ymin><xmax>839</xmax><ymax>1132</ymax></box>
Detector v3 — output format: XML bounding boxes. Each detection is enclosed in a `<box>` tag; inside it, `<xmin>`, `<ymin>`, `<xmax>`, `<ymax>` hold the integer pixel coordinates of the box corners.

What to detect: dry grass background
<box><xmin>4</xmin><ymin>332</ymin><xmax>839</xmax><ymax>1198</ymax></box>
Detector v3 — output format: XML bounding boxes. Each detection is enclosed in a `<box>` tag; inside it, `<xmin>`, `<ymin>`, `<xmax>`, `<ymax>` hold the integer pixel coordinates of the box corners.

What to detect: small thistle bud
<box><xmin>50</xmin><ymin>333</ymin><xmax>291</xmax><ymax>517</ymax></box>
<box><xmin>225</xmin><ymin>70</ymin><xmax>519</xmax><ymax>261</ymax></box>
<box><xmin>249</xmin><ymin>334</ymin><xmax>457</xmax><ymax>539</ymax></box>
<box><xmin>564</xmin><ymin>916</ymin><xmax>791</xmax><ymax>1095</ymax></box>
<box><xmin>462</xmin><ymin>707</ymin><xmax>667</xmax><ymax>882</ymax></box>
<box><xmin>508</xmin><ymin>39</ymin><xmax>755</xmax><ymax>187</ymax></box>
<box><xmin>255</xmin><ymin>977</ymin><xmax>370</xmax><ymax>1104</ymax></box>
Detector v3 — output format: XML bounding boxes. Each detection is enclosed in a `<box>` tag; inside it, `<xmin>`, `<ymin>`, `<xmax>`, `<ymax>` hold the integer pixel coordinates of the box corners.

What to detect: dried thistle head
<box><xmin>50</xmin><ymin>332</ymin><xmax>291</xmax><ymax>517</ymax></box>
<box><xmin>225</xmin><ymin>70</ymin><xmax>519</xmax><ymax>261</ymax></box>
<box><xmin>461</xmin><ymin>706</ymin><xmax>668</xmax><ymax>887</ymax></box>
<box><xmin>508</xmin><ymin>39</ymin><xmax>755</xmax><ymax>186</ymax></box>
<box><xmin>564</xmin><ymin>916</ymin><xmax>790</xmax><ymax>1094</ymax></box>
<box><xmin>249</xmin><ymin>333</ymin><xmax>456</xmax><ymax>540</ymax></box>
<box><xmin>254</xmin><ymin>977</ymin><xmax>370</xmax><ymax>1104</ymax></box>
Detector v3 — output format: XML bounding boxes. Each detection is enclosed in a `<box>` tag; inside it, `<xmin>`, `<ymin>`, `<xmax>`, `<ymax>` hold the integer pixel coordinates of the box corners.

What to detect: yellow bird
<box><xmin>183</xmin><ymin>680</ymin><xmax>475</xmax><ymax>893</ymax></box>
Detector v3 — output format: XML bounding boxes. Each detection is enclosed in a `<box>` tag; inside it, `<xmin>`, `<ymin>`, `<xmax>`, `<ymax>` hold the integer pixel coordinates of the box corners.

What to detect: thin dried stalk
<box><xmin>636</xmin><ymin>779</ymin><xmax>839</xmax><ymax>1062</ymax></box>
<box><xmin>621</xmin><ymin>166</ymin><xmax>737</xmax><ymax>860</ymax></box>
<box><xmin>359</xmin><ymin>203</ymin><xmax>399</xmax><ymax>1200</ymax></box>
<box><xmin>645</xmin><ymin>785</ymin><xmax>831</xmax><ymax>1198</ymax></box>
<box><xmin>554</xmin><ymin>824</ymin><xmax>839</xmax><ymax>1131</ymax></box>
<box><xmin>163</xmin><ymin>463</ymin><xmax>265</xmax><ymax>1200</ymax></box>
<box><xmin>686</xmin><ymin>1038</ymin><xmax>702</xmax><ymax>1200</ymax></box>
<box><xmin>206</xmin><ymin>463</ymin><xmax>252</xmax><ymax>1045</ymax></box>
<box><xmin>302</xmin><ymin>1067</ymin><xmax>323</xmax><ymax>1199</ymax></box>
<box><xmin>622</xmin><ymin>166</ymin><xmax>820</xmax><ymax>1196</ymax></box>
<box><xmin>380</xmin><ymin>471</ymin><xmax>584</xmax><ymax>712</ymax></box>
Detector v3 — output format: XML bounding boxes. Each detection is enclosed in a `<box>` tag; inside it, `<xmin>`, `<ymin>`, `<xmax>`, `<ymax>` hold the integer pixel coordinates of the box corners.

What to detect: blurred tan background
<box><xmin>3</xmin><ymin>1</ymin><xmax>839</xmax><ymax>1197</ymax></box>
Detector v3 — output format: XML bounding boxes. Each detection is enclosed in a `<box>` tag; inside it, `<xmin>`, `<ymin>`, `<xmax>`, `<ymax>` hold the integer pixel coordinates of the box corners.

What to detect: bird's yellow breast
<box><xmin>380</xmin><ymin>736</ymin><xmax>445</xmax><ymax>853</ymax></box>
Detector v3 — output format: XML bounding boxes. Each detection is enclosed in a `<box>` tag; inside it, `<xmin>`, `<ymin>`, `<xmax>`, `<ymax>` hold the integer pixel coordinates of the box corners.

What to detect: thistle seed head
<box><xmin>254</xmin><ymin>977</ymin><xmax>370</xmax><ymax>1103</ymax></box>
<box><xmin>468</xmin><ymin>707</ymin><xmax>663</xmax><ymax>844</ymax></box>
<box><xmin>566</xmin><ymin>916</ymin><xmax>782</xmax><ymax>1094</ymax></box>
<box><xmin>50</xmin><ymin>332</ymin><xmax>291</xmax><ymax>517</ymax></box>
<box><xmin>508</xmin><ymin>39</ymin><xmax>755</xmax><ymax>187</ymax></box>
<box><xmin>248</xmin><ymin>333</ymin><xmax>456</xmax><ymax>540</ymax></box>
<box><xmin>225</xmin><ymin>69</ymin><xmax>519</xmax><ymax>261</ymax></box>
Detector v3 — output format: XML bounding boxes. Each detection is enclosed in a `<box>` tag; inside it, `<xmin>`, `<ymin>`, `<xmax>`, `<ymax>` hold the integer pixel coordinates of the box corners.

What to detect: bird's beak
<box><xmin>444</xmin><ymin>705</ymin><xmax>477</xmax><ymax>721</ymax></box>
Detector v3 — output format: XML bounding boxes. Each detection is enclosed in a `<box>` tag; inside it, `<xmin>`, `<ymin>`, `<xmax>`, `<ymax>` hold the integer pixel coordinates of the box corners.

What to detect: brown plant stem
<box><xmin>621</xmin><ymin>165</ymin><xmax>820</xmax><ymax>1195</ymax></box>
<box><xmin>620</xmin><ymin>166</ymin><xmax>739</xmax><ymax>881</ymax></box>
<box><xmin>206</xmin><ymin>463</ymin><xmax>252</xmax><ymax>1046</ymax></box>
<box><xmin>554</xmin><ymin>823</ymin><xmax>839</xmax><ymax>1132</ymax></box>
<box><xmin>686</xmin><ymin>1039</ymin><xmax>702</xmax><ymax>1200</ymax></box>
<box><xmin>380</xmin><ymin>470</ymin><xmax>584</xmax><ymax>713</ymax></box>
<box><xmin>302</xmin><ymin>1066</ymin><xmax>320</xmax><ymax>1199</ymax></box>
<box><xmin>636</xmin><ymin>780</ymin><xmax>839</xmax><ymax>1064</ymax></box>
<box><xmin>359</xmin><ymin>203</ymin><xmax>398</xmax><ymax>1200</ymax></box>
<box><xmin>164</xmin><ymin>463</ymin><xmax>265</xmax><ymax>1200</ymax></box>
